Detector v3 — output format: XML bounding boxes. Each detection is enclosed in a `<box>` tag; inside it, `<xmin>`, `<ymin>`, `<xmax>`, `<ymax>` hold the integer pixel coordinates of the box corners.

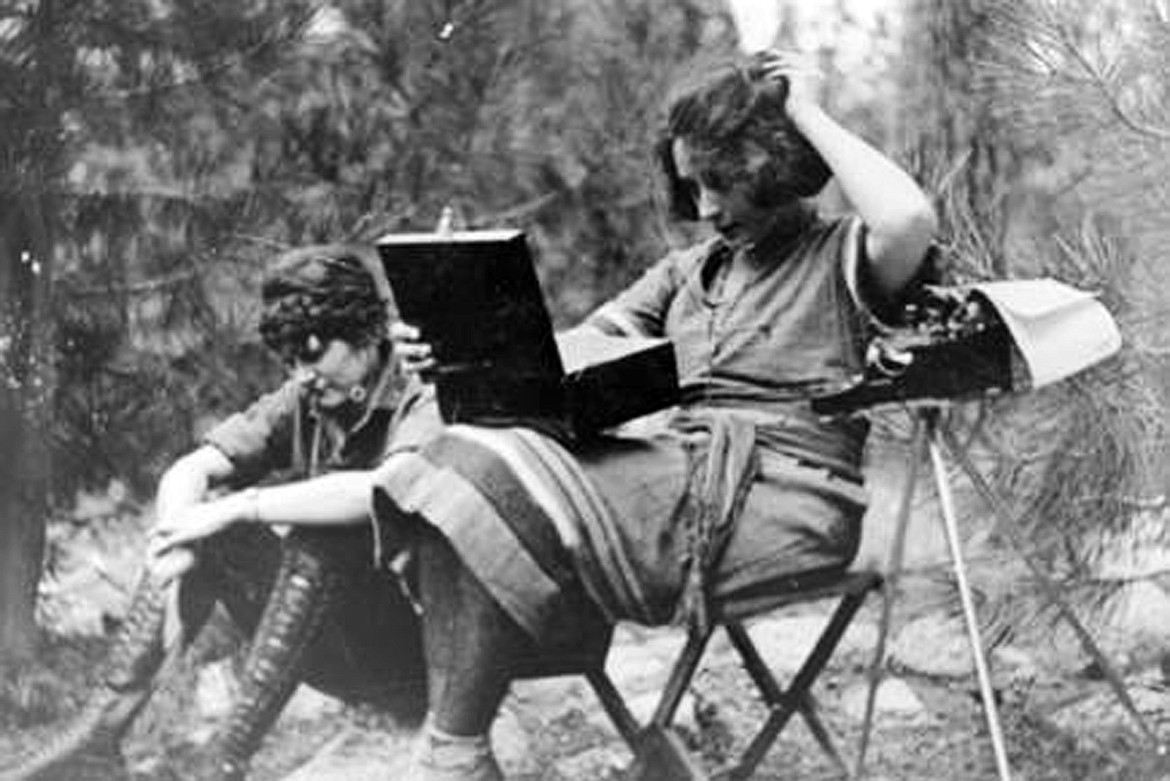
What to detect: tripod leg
<box><xmin>928</xmin><ymin>420</ymin><xmax>1014</xmax><ymax>781</ymax></box>
<box><xmin>854</xmin><ymin>414</ymin><xmax>927</xmax><ymax>779</ymax></box>
<box><xmin>940</xmin><ymin>425</ymin><xmax>1166</xmax><ymax>753</ymax></box>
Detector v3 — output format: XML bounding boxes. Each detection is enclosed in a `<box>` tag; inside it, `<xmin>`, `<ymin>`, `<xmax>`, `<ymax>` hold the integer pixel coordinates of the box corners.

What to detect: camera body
<box><xmin>812</xmin><ymin>285</ymin><xmax>1016</xmax><ymax>416</ymax></box>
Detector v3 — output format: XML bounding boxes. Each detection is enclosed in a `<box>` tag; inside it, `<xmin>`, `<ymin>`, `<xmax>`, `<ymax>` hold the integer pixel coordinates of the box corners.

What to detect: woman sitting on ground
<box><xmin>11</xmin><ymin>245</ymin><xmax>435</xmax><ymax>781</ymax></box>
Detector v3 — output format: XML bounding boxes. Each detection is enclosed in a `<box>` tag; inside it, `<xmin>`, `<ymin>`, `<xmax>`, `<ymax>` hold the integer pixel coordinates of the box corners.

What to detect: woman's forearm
<box><xmin>246</xmin><ymin>471</ymin><xmax>374</xmax><ymax>527</ymax></box>
<box><xmin>789</xmin><ymin>103</ymin><xmax>936</xmax><ymax>293</ymax></box>
<box><xmin>155</xmin><ymin>445</ymin><xmax>234</xmax><ymax>520</ymax></box>
<box><xmin>148</xmin><ymin>469</ymin><xmax>376</xmax><ymax>567</ymax></box>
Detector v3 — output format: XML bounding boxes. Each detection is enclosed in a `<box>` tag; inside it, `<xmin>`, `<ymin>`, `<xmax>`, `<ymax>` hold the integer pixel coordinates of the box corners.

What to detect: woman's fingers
<box><xmin>757</xmin><ymin>49</ymin><xmax>820</xmax><ymax>115</ymax></box>
<box><xmin>398</xmin><ymin>346</ymin><xmax>435</xmax><ymax>375</ymax></box>
<box><xmin>398</xmin><ymin>341</ymin><xmax>433</xmax><ymax>365</ymax></box>
<box><xmin>146</xmin><ymin>525</ymin><xmax>191</xmax><ymax>583</ymax></box>
<box><xmin>148</xmin><ymin>522</ymin><xmax>190</xmax><ymax>557</ymax></box>
<box><xmin>759</xmin><ymin>48</ymin><xmax>803</xmax><ymax>66</ymax></box>
<box><xmin>758</xmin><ymin>49</ymin><xmax>812</xmax><ymax>77</ymax></box>
<box><xmin>389</xmin><ymin>320</ymin><xmax>421</xmax><ymax>341</ymax></box>
<box><xmin>149</xmin><ymin>501</ymin><xmax>232</xmax><ymax>553</ymax></box>
<box><xmin>148</xmin><ymin>546</ymin><xmax>196</xmax><ymax>584</ymax></box>
<box><xmin>389</xmin><ymin>319</ymin><xmax>436</xmax><ymax>375</ymax></box>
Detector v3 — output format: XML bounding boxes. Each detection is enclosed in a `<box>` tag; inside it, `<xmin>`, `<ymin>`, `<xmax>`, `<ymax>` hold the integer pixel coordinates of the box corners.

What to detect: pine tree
<box><xmin>898</xmin><ymin>0</ymin><xmax>1170</xmax><ymax>665</ymax></box>
<box><xmin>0</xmin><ymin>0</ymin><xmax>312</xmax><ymax>663</ymax></box>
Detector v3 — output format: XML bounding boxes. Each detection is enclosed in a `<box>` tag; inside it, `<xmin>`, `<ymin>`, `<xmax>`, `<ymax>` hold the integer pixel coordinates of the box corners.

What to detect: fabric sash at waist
<box><xmin>673</xmin><ymin>404</ymin><xmax>866</xmax><ymax>482</ymax></box>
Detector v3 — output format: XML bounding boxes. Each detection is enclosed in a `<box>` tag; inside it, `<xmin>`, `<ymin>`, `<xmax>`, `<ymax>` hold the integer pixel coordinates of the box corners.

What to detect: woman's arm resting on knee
<box><xmin>149</xmin><ymin>445</ymin><xmax>236</xmax><ymax>582</ymax></box>
<box><xmin>148</xmin><ymin>470</ymin><xmax>375</xmax><ymax>565</ymax></box>
<box><xmin>156</xmin><ymin>445</ymin><xmax>236</xmax><ymax>520</ymax></box>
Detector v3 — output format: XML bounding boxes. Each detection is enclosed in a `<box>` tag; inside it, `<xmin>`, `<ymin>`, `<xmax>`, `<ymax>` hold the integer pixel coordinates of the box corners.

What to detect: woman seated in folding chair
<box><xmin>364</xmin><ymin>49</ymin><xmax>939</xmax><ymax>781</ymax></box>
<box><xmin>156</xmin><ymin>49</ymin><xmax>937</xmax><ymax>781</ymax></box>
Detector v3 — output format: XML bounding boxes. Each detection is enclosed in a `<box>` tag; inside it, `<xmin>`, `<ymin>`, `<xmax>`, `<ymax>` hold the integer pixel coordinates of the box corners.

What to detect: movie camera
<box><xmin>813</xmin><ymin>283</ymin><xmax>1016</xmax><ymax>415</ymax></box>
<box><xmin>812</xmin><ymin>278</ymin><xmax>1149</xmax><ymax>781</ymax></box>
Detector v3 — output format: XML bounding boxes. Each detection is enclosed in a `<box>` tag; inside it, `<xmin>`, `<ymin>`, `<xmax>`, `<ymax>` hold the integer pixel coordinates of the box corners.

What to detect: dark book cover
<box><xmin>376</xmin><ymin>229</ymin><xmax>679</xmax><ymax>436</ymax></box>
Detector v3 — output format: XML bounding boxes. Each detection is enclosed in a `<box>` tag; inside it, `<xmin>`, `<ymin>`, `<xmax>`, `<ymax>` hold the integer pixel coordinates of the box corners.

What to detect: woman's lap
<box><xmin>713</xmin><ymin>450</ymin><xmax>867</xmax><ymax>601</ymax></box>
<box><xmin>580</xmin><ymin>437</ymin><xmax>867</xmax><ymax>616</ymax></box>
<box><xmin>374</xmin><ymin>422</ymin><xmax>869</xmax><ymax>639</ymax></box>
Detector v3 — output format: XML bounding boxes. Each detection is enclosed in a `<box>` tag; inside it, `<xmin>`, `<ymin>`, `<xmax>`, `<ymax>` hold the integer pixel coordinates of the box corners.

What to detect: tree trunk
<box><xmin>0</xmin><ymin>0</ymin><xmax>64</xmax><ymax>663</ymax></box>
<box><xmin>899</xmin><ymin>0</ymin><xmax>1018</xmax><ymax>275</ymax></box>
<box><xmin>0</xmin><ymin>193</ymin><xmax>53</xmax><ymax>662</ymax></box>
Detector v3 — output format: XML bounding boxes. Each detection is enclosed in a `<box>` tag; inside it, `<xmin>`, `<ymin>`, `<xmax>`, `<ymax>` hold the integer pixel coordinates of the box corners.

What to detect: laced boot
<box><xmin>2</xmin><ymin>578</ymin><xmax>174</xmax><ymax>781</ymax></box>
<box><xmin>202</xmin><ymin>535</ymin><xmax>340</xmax><ymax>781</ymax></box>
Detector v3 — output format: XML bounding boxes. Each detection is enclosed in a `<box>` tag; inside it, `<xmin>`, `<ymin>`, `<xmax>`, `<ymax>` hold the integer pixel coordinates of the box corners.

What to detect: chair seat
<box><xmin>715</xmin><ymin>568</ymin><xmax>883</xmax><ymax>622</ymax></box>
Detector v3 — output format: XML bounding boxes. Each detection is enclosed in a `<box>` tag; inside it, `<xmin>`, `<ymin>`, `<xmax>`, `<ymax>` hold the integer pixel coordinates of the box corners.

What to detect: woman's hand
<box><xmin>757</xmin><ymin>49</ymin><xmax>822</xmax><ymax>121</ymax></box>
<box><xmin>756</xmin><ymin>50</ymin><xmax>936</xmax><ymax>296</ymax></box>
<box><xmin>148</xmin><ymin>547</ymin><xmax>197</xmax><ymax>585</ymax></box>
<box><xmin>147</xmin><ymin>495</ymin><xmax>244</xmax><ymax>579</ymax></box>
<box><xmin>389</xmin><ymin>320</ymin><xmax>436</xmax><ymax>378</ymax></box>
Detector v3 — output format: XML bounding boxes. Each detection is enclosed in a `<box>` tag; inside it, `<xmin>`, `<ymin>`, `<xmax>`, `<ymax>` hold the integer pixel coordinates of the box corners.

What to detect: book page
<box><xmin>555</xmin><ymin>329</ymin><xmax>670</xmax><ymax>374</ymax></box>
<box><xmin>972</xmin><ymin>279</ymin><xmax>1122</xmax><ymax>389</ymax></box>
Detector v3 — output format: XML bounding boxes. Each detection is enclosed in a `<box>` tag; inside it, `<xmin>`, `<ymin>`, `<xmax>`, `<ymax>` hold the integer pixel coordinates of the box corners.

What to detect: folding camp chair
<box><xmin>566</xmin><ymin>568</ymin><xmax>884</xmax><ymax>781</ymax></box>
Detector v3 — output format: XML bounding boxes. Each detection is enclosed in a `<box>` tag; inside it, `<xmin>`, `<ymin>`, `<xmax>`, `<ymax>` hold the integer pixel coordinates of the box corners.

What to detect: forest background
<box><xmin>1</xmin><ymin>0</ymin><xmax>1170</xmax><ymax>749</ymax></box>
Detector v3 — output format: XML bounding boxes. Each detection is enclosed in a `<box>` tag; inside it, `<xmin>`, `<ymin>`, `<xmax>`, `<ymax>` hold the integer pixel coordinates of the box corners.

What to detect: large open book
<box><xmin>376</xmin><ymin>229</ymin><xmax>679</xmax><ymax>437</ymax></box>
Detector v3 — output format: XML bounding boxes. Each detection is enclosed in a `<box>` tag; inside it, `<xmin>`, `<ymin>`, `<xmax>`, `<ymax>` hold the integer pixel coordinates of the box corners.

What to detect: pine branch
<box><xmin>1047</xmin><ymin>7</ymin><xmax>1170</xmax><ymax>142</ymax></box>
<box><xmin>63</xmin><ymin>269</ymin><xmax>201</xmax><ymax>298</ymax></box>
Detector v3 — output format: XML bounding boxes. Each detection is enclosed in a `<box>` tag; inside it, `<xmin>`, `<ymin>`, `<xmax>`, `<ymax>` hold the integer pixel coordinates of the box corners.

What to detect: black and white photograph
<box><xmin>1</xmin><ymin>1</ymin><xmax>1169</xmax><ymax>779</ymax></box>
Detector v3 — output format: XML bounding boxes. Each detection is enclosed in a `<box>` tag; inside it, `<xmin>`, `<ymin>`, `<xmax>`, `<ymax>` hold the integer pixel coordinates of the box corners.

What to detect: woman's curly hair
<box><xmin>258</xmin><ymin>244</ymin><xmax>389</xmax><ymax>361</ymax></box>
<box><xmin>656</xmin><ymin>51</ymin><xmax>831</xmax><ymax>220</ymax></box>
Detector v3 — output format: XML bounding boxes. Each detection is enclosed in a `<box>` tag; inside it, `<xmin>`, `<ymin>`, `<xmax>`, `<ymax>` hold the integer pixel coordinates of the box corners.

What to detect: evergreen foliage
<box><xmin>899</xmin><ymin>0</ymin><xmax>1170</xmax><ymax>658</ymax></box>
<box><xmin>14</xmin><ymin>0</ymin><xmax>1170</xmax><ymax>664</ymax></box>
<box><xmin>10</xmin><ymin>0</ymin><xmax>736</xmax><ymax>500</ymax></box>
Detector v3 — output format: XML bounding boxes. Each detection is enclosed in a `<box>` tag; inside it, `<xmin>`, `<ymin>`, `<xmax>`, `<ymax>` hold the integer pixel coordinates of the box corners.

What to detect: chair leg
<box><xmin>725</xmin><ymin>589</ymin><xmax>868</xmax><ymax>779</ymax></box>
<box><xmin>588</xmin><ymin>675</ymin><xmax>712</xmax><ymax>781</ymax></box>
<box><xmin>625</xmin><ymin>725</ymin><xmax>709</xmax><ymax>781</ymax></box>
<box><xmin>652</xmin><ymin>627</ymin><xmax>713</xmax><ymax>726</ymax></box>
<box><xmin>586</xmin><ymin>629</ymin><xmax>716</xmax><ymax>781</ymax></box>
<box><xmin>586</xmin><ymin>669</ymin><xmax>641</xmax><ymax>746</ymax></box>
<box><xmin>585</xmin><ymin>584</ymin><xmax>878</xmax><ymax>781</ymax></box>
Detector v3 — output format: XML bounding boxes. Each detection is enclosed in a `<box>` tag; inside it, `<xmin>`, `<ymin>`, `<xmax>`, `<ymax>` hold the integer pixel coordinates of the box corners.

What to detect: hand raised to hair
<box><xmin>757</xmin><ymin>49</ymin><xmax>822</xmax><ymax>121</ymax></box>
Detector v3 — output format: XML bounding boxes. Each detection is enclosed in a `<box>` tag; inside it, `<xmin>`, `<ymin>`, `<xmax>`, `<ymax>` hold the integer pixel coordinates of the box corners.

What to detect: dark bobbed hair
<box><xmin>657</xmin><ymin>51</ymin><xmax>832</xmax><ymax>221</ymax></box>
<box><xmin>258</xmin><ymin>244</ymin><xmax>390</xmax><ymax>358</ymax></box>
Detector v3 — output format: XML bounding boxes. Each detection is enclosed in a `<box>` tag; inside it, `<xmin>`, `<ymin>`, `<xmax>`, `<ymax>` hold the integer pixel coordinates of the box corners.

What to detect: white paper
<box><xmin>554</xmin><ymin>329</ymin><xmax>669</xmax><ymax>374</ymax></box>
<box><xmin>972</xmin><ymin>279</ymin><xmax>1122</xmax><ymax>389</ymax></box>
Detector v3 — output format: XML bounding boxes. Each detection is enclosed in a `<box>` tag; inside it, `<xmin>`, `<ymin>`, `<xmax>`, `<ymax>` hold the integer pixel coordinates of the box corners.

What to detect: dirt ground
<box><xmin>3</xmin><ymin>590</ymin><xmax>1169</xmax><ymax>781</ymax></box>
<box><xmin>4</xmin><ymin>471</ymin><xmax>1169</xmax><ymax>780</ymax></box>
